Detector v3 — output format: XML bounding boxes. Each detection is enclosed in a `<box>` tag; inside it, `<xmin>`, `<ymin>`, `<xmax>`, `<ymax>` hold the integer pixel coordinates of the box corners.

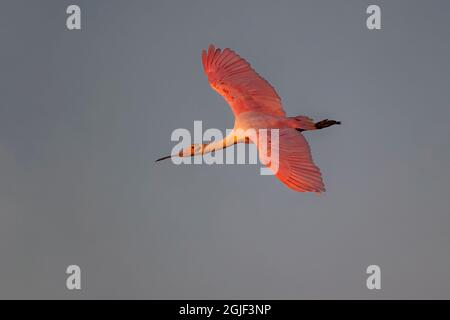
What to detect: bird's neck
<box><xmin>203</xmin><ymin>130</ymin><xmax>236</xmax><ymax>154</ymax></box>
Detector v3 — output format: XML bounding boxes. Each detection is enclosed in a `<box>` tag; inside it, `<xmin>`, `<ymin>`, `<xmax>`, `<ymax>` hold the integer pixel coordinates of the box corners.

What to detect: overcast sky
<box><xmin>1</xmin><ymin>0</ymin><xmax>450</xmax><ymax>298</ymax></box>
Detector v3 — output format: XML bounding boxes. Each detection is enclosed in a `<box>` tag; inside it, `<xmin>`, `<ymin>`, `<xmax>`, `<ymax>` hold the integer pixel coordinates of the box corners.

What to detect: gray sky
<box><xmin>1</xmin><ymin>0</ymin><xmax>450</xmax><ymax>299</ymax></box>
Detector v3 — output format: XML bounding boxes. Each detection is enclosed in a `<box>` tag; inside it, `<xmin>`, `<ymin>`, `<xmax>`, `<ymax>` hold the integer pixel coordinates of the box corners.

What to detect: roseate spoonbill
<box><xmin>156</xmin><ymin>45</ymin><xmax>340</xmax><ymax>192</ymax></box>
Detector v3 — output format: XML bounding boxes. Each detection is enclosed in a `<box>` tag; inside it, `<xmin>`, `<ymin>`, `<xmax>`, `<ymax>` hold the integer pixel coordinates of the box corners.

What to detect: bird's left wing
<box><xmin>251</xmin><ymin>128</ymin><xmax>325</xmax><ymax>193</ymax></box>
<box><xmin>202</xmin><ymin>44</ymin><xmax>286</xmax><ymax>117</ymax></box>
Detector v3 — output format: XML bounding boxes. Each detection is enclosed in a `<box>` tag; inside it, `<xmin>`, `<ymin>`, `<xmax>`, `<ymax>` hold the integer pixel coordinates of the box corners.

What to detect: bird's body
<box><xmin>157</xmin><ymin>45</ymin><xmax>340</xmax><ymax>193</ymax></box>
<box><xmin>234</xmin><ymin>111</ymin><xmax>314</xmax><ymax>131</ymax></box>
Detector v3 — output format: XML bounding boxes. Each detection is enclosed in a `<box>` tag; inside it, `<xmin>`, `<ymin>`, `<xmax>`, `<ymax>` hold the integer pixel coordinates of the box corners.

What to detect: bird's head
<box><xmin>155</xmin><ymin>143</ymin><xmax>207</xmax><ymax>162</ymax></box>
<box><xmin>179</xmin><ymin>143</ymin><xmax>207</xmax><ymax>157</ymax></box>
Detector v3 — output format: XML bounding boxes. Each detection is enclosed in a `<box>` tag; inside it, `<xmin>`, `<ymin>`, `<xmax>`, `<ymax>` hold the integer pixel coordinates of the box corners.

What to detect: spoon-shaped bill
<box><xmin>155</xmin><ymin>155</ymin><xmax>172</xmax><ymax>162</ymax></box>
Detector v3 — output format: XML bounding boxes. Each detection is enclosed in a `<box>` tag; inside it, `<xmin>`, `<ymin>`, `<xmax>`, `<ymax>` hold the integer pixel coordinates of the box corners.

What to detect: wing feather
<box><xmin>202</xmin><ymin>44</ymin><xmax>286</xmax><ymax>117</ymax></box>
<box><xmin>251</xmin><ymin>128</ymin><xmax>325</xmax><ymax>193</ymax></box>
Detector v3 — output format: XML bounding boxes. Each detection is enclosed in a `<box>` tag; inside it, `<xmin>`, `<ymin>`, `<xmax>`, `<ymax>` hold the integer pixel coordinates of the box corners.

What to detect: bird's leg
<box><xmin>296</xmin><ymin>119</ymin><xmax>341</xmax><ymax>132</ymax></box>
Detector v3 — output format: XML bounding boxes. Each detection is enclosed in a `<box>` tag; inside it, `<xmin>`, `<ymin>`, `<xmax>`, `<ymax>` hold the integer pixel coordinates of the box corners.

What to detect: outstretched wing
<box><xmin>202</xmin><ymin>44</ymin><xmax>286</xmax><ymax>117</ymax></box>
<box><xmin>251</xmin><ymin>128</ymin><xmax>325</xmax><ymax>193</ymax></box>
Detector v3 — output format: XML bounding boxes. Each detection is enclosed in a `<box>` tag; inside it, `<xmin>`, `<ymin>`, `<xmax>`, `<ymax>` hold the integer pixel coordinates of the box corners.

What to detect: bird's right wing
<box><xmin>202</xmin><ymin>44</ymin><xmax>286</xmax><ymax>117</ymax></box>
<box><xmin>251</xmin><ymin>128</ymin><xmax>325</xmax><ymax>193</ymax></box>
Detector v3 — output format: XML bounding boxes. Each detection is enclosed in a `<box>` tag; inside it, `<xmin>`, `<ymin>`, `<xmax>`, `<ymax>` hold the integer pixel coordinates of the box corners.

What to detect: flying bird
<box><xmin>156</xmin><ymin>45</ymin><xmax>340</xmax><ymax>192</ymax></box>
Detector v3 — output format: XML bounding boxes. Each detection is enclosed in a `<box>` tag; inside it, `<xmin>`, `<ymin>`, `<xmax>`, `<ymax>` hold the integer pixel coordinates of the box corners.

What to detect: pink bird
<box><xmin>156</xmin><ymin>45</ymin><xmax>340</xmax><ymax>192</ymax></box>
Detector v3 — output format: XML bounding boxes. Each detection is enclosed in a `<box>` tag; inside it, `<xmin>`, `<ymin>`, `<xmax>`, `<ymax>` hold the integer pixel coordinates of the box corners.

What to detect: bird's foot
<box><xmin>314</xmin><ymin>119</ymin><xmax>341</xmax><ymax>130</ymax></box>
